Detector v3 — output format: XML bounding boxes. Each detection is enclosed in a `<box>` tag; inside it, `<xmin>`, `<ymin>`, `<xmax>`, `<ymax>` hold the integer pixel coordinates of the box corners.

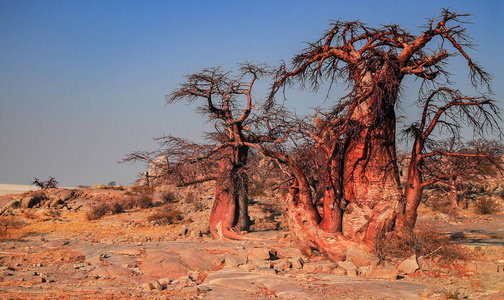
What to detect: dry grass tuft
<box><xmin>147</xmin><ymin>209</ymin><xmax>184</xmax><ymax>225</ymax></box>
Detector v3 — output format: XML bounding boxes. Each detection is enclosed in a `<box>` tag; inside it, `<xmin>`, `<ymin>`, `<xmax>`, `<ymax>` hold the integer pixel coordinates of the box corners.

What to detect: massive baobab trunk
<box><xmin>341</xmin><ymin>88</ymin><xmax>404</xmax><ymax>244</ymax></box>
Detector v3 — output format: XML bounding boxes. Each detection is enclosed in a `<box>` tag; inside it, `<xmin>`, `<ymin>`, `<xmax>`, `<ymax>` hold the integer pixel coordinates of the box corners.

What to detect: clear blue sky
<box><xmin>1</xmin><ymin>0</ymin><xmax>503</xmax><ymax>187</ymax></box>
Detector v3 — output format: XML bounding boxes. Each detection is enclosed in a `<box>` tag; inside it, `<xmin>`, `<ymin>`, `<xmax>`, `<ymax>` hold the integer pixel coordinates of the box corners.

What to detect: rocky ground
<box><xmin>0</xmin><ymin>184</ymin><xmax>503</xmax><ymax>299</ymax></box>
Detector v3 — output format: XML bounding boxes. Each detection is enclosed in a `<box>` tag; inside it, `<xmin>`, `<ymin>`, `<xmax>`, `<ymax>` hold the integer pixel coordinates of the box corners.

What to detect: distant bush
<box><xmin>249</xmin><ymin>188</ymin><xmax>267</xmax><ymax>198</ymax></box>
<box><xmin>474</xmin><ymin>197</ymin><xmax>499</xmax><ymax>215</ymax></box>
<box><xmin>135</xmin><ymin>194</ymin><xmax>153</xmax><ymax>209</ymax></box>
<box><xmin>108</xmin><ymin>201</ymin><xmax>125</xmax><ymax>214</ymax></box>
<box><xmin>31</xmin><ymin>177</ymin><xmax>58</xmax><ymax>189</ymax></box>
<box><xmin>85</xmin><ymin>202</ymin><xmax>109</xmax><ymax>221</ymax></box>
<box><xmin>0</xmin><ymin>217</ymin><xmax>25</xmax><ymax>239</ymax></box>
<box><xmin>161</xmin><ymin>191</ymin><xmax>178</xmax><ymax>203</ymax></box>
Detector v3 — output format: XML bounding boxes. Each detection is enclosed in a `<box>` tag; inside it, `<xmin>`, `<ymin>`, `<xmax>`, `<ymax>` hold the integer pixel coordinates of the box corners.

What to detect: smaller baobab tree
<box><xmin>429</xmin><ymin>138</ymin><xmax>503</xmax><ymax>208</ymax></box>
<box><xmin>125</xmin><ymin>63</ymin><xmax>272</xmax><ymax>240</ymax></box>
<box><xmin>402</xmin><ymin>88</ymin><xmax>502</xmax><ymax>228</ymax></box>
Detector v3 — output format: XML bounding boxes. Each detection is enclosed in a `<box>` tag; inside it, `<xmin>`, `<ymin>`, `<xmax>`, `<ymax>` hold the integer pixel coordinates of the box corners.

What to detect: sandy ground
<box><xmin>0</xmin><ymin>184</ymin><xmax>38</xmax><ymax>196</ymax></box>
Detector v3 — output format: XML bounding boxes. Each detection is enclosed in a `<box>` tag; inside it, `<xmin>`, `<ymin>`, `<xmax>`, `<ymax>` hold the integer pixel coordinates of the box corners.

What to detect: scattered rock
<box><xmin>247</xmin><ymin>247</ymin><xmax>276</xmax><ymax>261</ymax></box>
<box><xmin>398</xmin><ymin>255</ymin><xmax>419</xmax><ymax>274</ymax></box>
<box><xmin>417</xmin><ymin>257</ymin><xmax>436</xmax><ymax>272</ymax></box>
<box><xmin>467</xmin><ymin>260</ymin><xmax>499</xmax><ymax>274</ymax></box>
<box><xmin>345</xmin><ymin>246</ymin><xmax>380</xmax><ymax>267</ymax></box>
<box><xmin>470</xmin><ymin>274</ymin><xmax>504</xmax><ymax>291</ymax></box>
<box><xmin>484</xmin><ymin>246</ymin><xmax>504</xmax><ymax>260</ymax></box>
<box><xmin>291</xmin><ymin>257</ymin><xmax>304</xmax><ymax>269</ymax></box>
<box><xmin>74</xmin><ymin>262</ymin><xmax>90</xmax><ymax>269</ymax></box>
<box><xmin>139</xmin><ymin>250</ymin><xmax>187</xmax><ymax>279</ymax></box>
<box><xmin>302</xmin><ymin>261</ymin><xmax>336</xmax><ymax>274</ymax></box>
<box><xmin>337</xmin><ymin>260</ymin><xmax>357</xmax><ymax>271</ymax></box>
<box><xmin>362</xmin><ymin>267</ymin><xmax>398</xmax><ymax>280</ymax></box>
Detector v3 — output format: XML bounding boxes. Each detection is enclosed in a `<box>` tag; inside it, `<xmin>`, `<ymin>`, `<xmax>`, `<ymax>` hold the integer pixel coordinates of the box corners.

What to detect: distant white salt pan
<box><xmin>0</xmin><ymin>184</ymin><xmax>38</xmax><ymax>196</ymax></box>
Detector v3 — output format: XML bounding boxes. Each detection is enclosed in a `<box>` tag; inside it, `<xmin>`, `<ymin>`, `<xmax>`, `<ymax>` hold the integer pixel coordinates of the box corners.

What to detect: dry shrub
<box><xmin>108</xmin><ymin>200</ymin><xmax>125</xmax><ymax>214</ymax></box>
<box><xmin>147</xmin><ymin>209</ymin><xmax>184</xmax><ymax>225</ymax></box>
<box><xmin>85</xmin><ymin>202</ymin><xmax>109</xmax><ymax>220</ymax></box>
<box><xmin>161</xmin><ymin>191</ymin><xmax>178</xmax><ymax>203</ymax></box>
<box><xmin>23</xmin><ymin>210</ymin><xmax>37</xmax><ymax>219</ymax></box>
<box><xmin>430</xmin><ymin>197</ymin><xmax>458</xmax><ymax>217</ymax></box>
<box><xmin>135</xmin><ymin>194</ymin><xmax>153</xmax><ymax>209</ymax></box>
<box><xmin>375</xmin><ymin>226</ymin><xmax>468</xmax><ymax>262</ymax></box>
<box><xmin>120</xmin><ymin>197</ymin><xmax>137</xmax><ymax>210</ymax></box>
<box><xmin>474</xmin><ymin>197</ymin><xmax>499</xmax><ymax>215</ymax></box>
<box><xmin>0</xmin><ymin>216</ymin><xmax>25</xmax><ymax>238</ymax></box>
<box><xmin>185</xmin><ymin>192</ymin><xmax>197</xmax><ymax>203</ymax></box>
<box><xmin>184</xmin><ymin>191</ymin><xmax>206</xmax><ymax>211</ymax></box>
<box><xmin>249</xmin><ymin>188</ymin><xmax>267</xmax><ymax>198</ymax></box>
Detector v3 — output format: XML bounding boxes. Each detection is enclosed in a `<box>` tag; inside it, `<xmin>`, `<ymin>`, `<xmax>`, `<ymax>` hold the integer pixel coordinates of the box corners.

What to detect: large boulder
<box><xmin>20</xmin><ymin>192</ymin><xmax>46</xmax><ymax>208</ymax></box>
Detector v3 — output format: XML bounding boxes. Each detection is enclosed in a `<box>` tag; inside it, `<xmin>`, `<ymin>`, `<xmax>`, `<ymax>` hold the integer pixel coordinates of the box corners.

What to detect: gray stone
<box><xmin>484</xmin><ymin>246</ymin><xmax>503</xmax><ymax>260</ymax></box>
<box><xmin>151</xmin><ymin>280</ymin><xmax>164</xmax><ymax>290</ymax></box>
<box><xmin>470</xmin><ymin>274</ymin><xmax>504</xmax><ymax>290</ymax></box>
<box><xmin>247</xmin><ymin>247</ymin><xmax>274</xmax><ymax>261</ymax></box>
<box><xmin>362</xmin><ymin>268</ymin><xmax>398</xmax><ymax>280</ymax></box>
<box><xmin>302</xmin><ymin>261</ymin><xmax>336</xmax><ymax>274</ymax></box>
<box><xmin>20</xmin><ymin>194</ymin><xmax>44</xmax><ymax>208</ymax></box>
<box><xmin>224</xmin><ymin>256</ymin><xmax>241</xmax><ymax>267</ymax></box>
<box><xmin>338</xmin><ymin>260</ymin><xmax>357</xmax><ymax>271</ymax></box>
<box><xmin>467</xmin><ymin>260</ymin><xmax>499</xmax><ymax>274</ymax></box>
<box><xmin>139</xmin><ymin>250</ymin><xmax>187</xmax><ymax>279</ymax></box>
<box><xmin>398</xmin><ymin>255</ymin><xmax>419</xmax><ymax>274</ymax></box>
<box><xmin>331</xmin><ymin>267</ymin><xmax>347</xmax><ymax>276</ymax></box>
<box><xmin>417</xmin><ymin>257</ymin><xmax>436</xmax><ymax>271</ymax></box>
<box><xmin>5</xmin><ymin>199</ymin><xmax>19</xmax><ymax>209</ymax></box>
<box><xmin>291</xmin><ymin>257</ymin><xmax>304</xmax><ymax>269</ymax></box>
<box><xmin>346</xmin><ymin>246</ymin><xmax>380</xmax><ymax>267</ymax></box>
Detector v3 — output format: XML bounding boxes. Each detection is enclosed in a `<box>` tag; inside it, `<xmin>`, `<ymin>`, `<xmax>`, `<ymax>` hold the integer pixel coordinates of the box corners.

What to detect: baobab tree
<box><xmin>242</xmin><ymin>9</ymin><xmax>501</xmax><ymax>260</ymax></box>
<box><xmin>125</xmin><ymin>63</ymin><xmax>274</xmax><ymax>240</ymax></box>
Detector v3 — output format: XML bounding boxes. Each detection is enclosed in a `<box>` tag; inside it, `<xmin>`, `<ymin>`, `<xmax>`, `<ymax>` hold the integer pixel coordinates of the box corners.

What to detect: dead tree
<box><xmin>251</xmin><ymin>9</ymin><xmax>501</xmax><ymax>259</ymax></box>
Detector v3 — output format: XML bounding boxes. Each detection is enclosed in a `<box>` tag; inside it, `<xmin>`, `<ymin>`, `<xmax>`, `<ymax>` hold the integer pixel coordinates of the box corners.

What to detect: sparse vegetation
<box><xmin>134</xmin><ymin>194</ymin><xmax>154</xmax><ymax>209</ymax></box>
<box><xmin>85</xmin><ymin>202</ymin><xmax>109</xmax><ymax>221</ymax></box>
<box><xmin>0</xmin><ymin>216</ymin><xmax>25</xmax><ymax>239</ymax></box>
<box><xmin>31</xmin><ymin>177</ymin><xmax>59</xmax><ymax>189</ymax></box>
<box><xmin>147</xmin><ymin>208</ymin><xmax>184</xmax><ymax>225</ymax></box>
<box><xmin>474</xmin><ymin>197</ymin><xmax>500</xmax><ymax>215</ymax></box>
<box><xmin>374</xmin><ymin>226</ymin><xmax>468</xmax><ymax>262</ymax></box>
<box><xmin>161</xmin><ymin>191</ymin><xmax>178</xmax><ymax>203</ymax></box>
